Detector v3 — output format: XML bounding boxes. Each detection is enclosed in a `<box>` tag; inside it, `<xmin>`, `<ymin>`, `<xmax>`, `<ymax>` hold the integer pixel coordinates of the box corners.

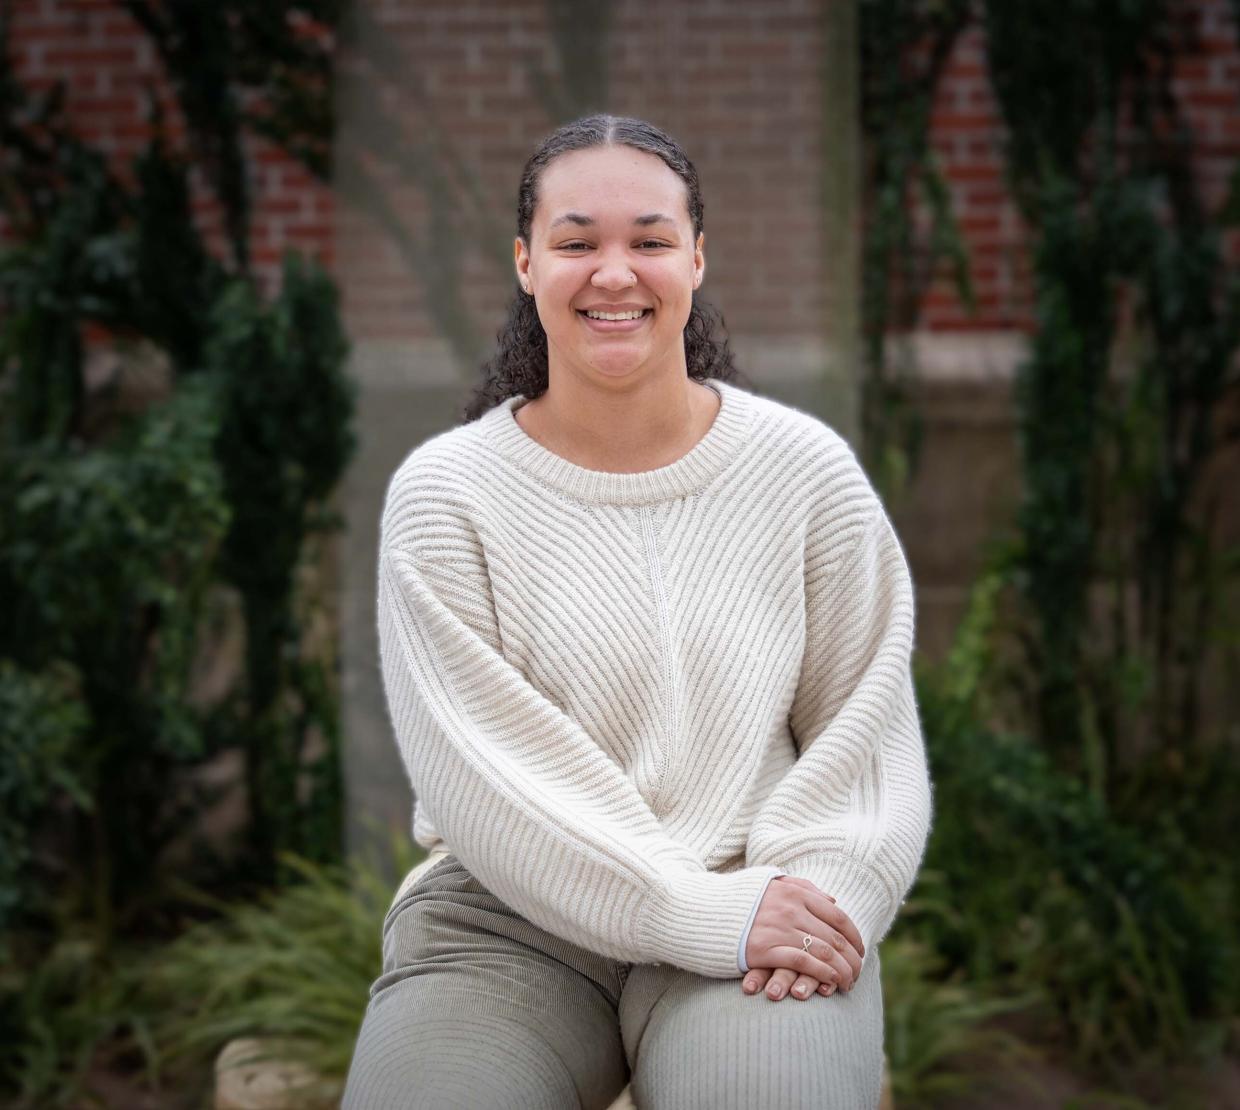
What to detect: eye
<box><xmin>557</xmin><ymin>240</ymin><xmax>671</xmax><ymax>252</ymax></box>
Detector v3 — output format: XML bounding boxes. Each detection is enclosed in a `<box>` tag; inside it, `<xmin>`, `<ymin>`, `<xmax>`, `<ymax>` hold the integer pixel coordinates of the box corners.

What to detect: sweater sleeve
<box><xmin>745</xmin><ymin>499</ymin><xmax>933</xmax><ymax>961</ymax></box>
<box><xmin>377</xmin><ymin>499</ymin><xmax>785</xmax><ymax>979</ymax></box>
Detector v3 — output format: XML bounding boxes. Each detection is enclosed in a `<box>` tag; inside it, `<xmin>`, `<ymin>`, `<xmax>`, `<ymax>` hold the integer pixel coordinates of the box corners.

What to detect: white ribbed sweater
<box><xmin>377</xmin><ymin>377</ymin><xmax>933</xmax><ymax>980</ymax></box>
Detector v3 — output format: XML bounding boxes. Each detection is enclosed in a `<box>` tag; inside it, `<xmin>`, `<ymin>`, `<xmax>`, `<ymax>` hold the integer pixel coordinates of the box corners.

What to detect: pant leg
<box><xmin>619</xmin><ymin>946</ymin><xmax>885</xmax><ymax>1110</ymax></box>
<box><xmin>342</xmin><ymin>854</ymin><xmax>632</xmax><ymax>1110</ymax></box>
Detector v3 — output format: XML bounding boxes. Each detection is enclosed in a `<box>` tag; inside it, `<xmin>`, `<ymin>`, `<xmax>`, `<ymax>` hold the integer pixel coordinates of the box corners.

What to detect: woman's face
<box><xmin>515</xmin><ymin>144</ymin><xmax>705</xmax><ymax>385</ymax></box>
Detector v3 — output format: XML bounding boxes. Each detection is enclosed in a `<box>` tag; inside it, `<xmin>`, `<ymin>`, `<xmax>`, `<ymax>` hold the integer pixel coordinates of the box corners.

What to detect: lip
<box><xmin>577</xmin><ymin>307</ymin><xmax>652</xmax><ymax>333</ymax></box>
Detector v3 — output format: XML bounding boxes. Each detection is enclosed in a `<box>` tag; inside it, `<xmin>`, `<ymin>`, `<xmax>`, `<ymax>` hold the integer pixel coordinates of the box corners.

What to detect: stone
<box><xmin>214</xmin><ymin>1038</ymin><xmax>327</xmax><ymax>1110</ymax></box>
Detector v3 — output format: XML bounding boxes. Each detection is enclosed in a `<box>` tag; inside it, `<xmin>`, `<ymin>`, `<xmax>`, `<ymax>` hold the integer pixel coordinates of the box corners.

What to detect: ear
<box><xmin>514</xmin><ymin>236</ymin><xmax>532</xmax><ymax>293</ymax></box>
<box><xmin>693</xmin><ymin>231</ymin><xmax>705</xmax><ymax>289</ymax></box>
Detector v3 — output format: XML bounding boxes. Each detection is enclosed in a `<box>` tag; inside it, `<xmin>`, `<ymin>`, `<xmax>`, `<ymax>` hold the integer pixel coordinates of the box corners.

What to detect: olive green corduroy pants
<box><xmin>341</xmin><ymin>854</ymin><xmax>885</xmax><ymax>1110</ymax></box>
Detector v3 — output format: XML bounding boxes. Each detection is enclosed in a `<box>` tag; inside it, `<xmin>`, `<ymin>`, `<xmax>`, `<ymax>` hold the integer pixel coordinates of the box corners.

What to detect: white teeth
<box><xmin>584</xmin><ymin>309</ymin><xmax>647</xmax><ymax>321</ymax></box>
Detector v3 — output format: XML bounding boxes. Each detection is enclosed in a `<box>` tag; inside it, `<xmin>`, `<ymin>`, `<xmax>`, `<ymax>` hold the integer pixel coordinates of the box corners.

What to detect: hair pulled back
<box><xmin>461</xmin><ymin>114</ymin><xmax>739</xmax><ymax>422</ymax></box>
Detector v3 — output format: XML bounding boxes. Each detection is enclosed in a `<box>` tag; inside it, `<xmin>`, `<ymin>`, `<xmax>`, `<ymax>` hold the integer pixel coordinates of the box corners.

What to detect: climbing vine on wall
<box><xmin>980</xmin><ymin>0</ymin><xmax>1240</xmax><ymax>801</ymax></box>
<box><xmin>859</xmin><ymin>0</ymin><xmax>975</xmax><ymax>503</ymax></box>
<box><xmin>0</xmin><ymin>0</ymin><xmax>355</xmax><ymax>950</ymax></box>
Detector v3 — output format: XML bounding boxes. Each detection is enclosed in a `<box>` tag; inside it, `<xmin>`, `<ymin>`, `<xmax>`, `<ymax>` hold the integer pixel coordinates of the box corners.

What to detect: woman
<box><xmin>343</xmin><ymin>114</ymin><xmax>932</xmax><ymax>1109</ymax></box>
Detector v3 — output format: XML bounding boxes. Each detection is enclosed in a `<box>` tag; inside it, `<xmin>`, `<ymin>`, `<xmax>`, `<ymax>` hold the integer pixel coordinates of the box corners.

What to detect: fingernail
<box><xmin>768</xmin><ymin>985</ymin><xmax>783</xmax><ymax>999</ymax></box>
<box><xmin>743</xmin><ymin>978</ymin><xmax>757</xmax><ymax>993</ymax></box>
<box><xmin>793</xmin><ymin>984</ymin><xmax>808</xmax><ymax>996</ymax></box>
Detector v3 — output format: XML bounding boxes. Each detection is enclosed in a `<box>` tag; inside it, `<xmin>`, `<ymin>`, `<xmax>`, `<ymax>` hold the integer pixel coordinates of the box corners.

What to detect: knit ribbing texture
<box><xmin>377</xmin><ymin>377</ymin><xmax>933</xmax><ymax>979</ymax></box>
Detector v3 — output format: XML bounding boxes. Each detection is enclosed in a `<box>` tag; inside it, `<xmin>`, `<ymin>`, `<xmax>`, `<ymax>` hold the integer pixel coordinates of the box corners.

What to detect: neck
<box><xmin>515</xmin><ymin>369</ymin><xmax>720</xmax><ymax>475</ymax></box>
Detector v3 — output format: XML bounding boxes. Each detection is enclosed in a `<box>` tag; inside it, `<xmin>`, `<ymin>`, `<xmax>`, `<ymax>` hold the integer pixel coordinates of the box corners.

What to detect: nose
<box><xmin>590</xmin><ymin>249</ymin><xmax>637</xmax><ymax>290</ymax></box>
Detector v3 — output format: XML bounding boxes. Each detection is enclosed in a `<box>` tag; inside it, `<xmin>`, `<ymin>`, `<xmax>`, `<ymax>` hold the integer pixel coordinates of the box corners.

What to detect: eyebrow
<box><xmin>547</xmin><ymin>212</ymin><xmax>677</xmax><ymax>230</ymax></box>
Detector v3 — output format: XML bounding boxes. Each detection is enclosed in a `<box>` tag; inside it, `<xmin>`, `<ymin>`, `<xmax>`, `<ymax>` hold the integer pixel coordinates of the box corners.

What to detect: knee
<box><xmin>634</xmin><ymin>1026</ymin><xmax>883</xmax><ymax>1109</ymax></box>
<box><xmin>343</xmin><ymin>996</ymin><xmax>586</xmax><ymax>1110</ymax></box>
<box><xmin>630</xmin><ymin>975</ymin><xmax>885</xmax><ymax>1110</ymax></box>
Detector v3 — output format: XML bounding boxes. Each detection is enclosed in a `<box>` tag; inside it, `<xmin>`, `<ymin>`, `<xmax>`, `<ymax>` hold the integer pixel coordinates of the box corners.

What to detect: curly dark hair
<box><xmin>460</xmin><ymin>114</ymin><xmax>741</xmax><ymax>423</ymax></box>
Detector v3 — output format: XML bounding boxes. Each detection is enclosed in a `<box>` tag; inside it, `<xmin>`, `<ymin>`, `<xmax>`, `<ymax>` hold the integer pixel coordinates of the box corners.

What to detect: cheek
<box><xmin>647</xmin><ymin>264</ymin><xmax>694</xmax><ymax>301</ymax></box>
<box><xmin>657</xmin><ymin>267</ymin><xmax>696</xmax><ymax>305</ymax></box>
<box><xmin>535</xmin><ymin>273</ymin><xmax>578</xmax><ymax>316</ymax></box>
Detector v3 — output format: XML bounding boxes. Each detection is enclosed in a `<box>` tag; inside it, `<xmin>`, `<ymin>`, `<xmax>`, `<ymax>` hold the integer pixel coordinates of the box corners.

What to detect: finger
<box><xmin>805</xmin><ymin>918</ymin><xmax>863</xmax><ymax>986</ymax></box>
<box><xmin>805</xmin><ymin>892</ymin><xmax>865</xmax><ymax>958</ymax></box>
<box><xmin>824</xmin><ymin>944</ymin><xmax>856</xmax><ymax>991</ymax></box>
<box><xmin>788</xmin><ymin>928</ymin><xmax>854</xmax><ymax>991</ymax></box>
<box><xmin>837</xmin><ymin>938</ymin><xmax>863</xmax><ymax>984</ymax></box>
<box><xmin>742</xmin><ymin>967</ymin><xmax>772</xmax><ymax>995</ymax></box>
<box><xmin>804</xmin><ymin>937</ymin><xmax>853</xmax><ymax>991</ymax></box>
<box><xmin>770</xmin><ymin>944</ymin><xmax>840</xmax><ymax>989</ymax></box>
<box><xmin>773</xmin><ymin>875</ymin><xmax>836</xmax><ymax>903</ymax></box>
<box><xmin>792</xmin><ymin>915</ymin><xmax>862</xmax><ymax>989</ymax></box>
<box><xmin>789</xmin><ymin>973</ymin><xmax>820</xmax><ymax>1001</ymax></box>
<box><xmin>765</xmin><ymin>967</ymin><xmax>799</xmax><ymax>1001</ymax></box>
<box><xmin>818</xmin><ymin>980</ymin><xmax>837</xmax><ymax>996</ymax></box>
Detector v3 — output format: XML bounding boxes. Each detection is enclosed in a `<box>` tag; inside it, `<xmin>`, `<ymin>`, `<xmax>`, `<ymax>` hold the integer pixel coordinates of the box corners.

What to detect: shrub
<box><xmin>906</xmin><ymin>571</ymin><xmax>1238</xmax><ymax>1070</ymax></box>
<box><xmin>138</xmin><ymin>836</ymin><xmax>421</xmax><ymax>1105</ymax></box>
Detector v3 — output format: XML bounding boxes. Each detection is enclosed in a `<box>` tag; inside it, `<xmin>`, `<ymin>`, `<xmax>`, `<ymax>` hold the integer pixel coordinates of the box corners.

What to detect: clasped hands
<box><xmin>741</xmin><ymin>875</ymin><xmax>865</xmax><ymax>1002</ymax></box>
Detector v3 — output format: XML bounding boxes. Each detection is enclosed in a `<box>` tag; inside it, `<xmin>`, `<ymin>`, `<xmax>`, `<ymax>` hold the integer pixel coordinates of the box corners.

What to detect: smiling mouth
<box><xmin>577</xmin><ymin>309</ymin><xmax>652</xmax><ymax>321</ymax></box>
<box><xmin>577</xmin><ymin>307</ymin><xmax>654</xmax><ymax>317</ymax></box>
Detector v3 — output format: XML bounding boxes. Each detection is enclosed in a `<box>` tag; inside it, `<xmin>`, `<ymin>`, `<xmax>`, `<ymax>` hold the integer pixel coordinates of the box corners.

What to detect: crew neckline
<box><xmin>480</xmin><ymin>377</ymin><xmax>754</xmax><ymax>506</ymax></box>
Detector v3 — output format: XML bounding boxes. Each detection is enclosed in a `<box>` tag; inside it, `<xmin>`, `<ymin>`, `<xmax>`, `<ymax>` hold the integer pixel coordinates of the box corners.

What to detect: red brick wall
<box><xmin>921</xmin><ymin>21</ymin><xmax>1026</xmax><ymax>332</ymax></box>
<box><xmin>922</xmin><ymin>1</ymin><xmax>1240</xmax><ymax>332</ymax></box>
<box><xmin>333</xmin><ymin>0</ymin><xmax>834</xmax><ymax>346</ymax></box>
<box><xmin>3</xmin><ymin>0</ymin><xmax>1237</xmax><ymax>339</ymax></box>
<box><xmin>0</xmin><ymin>0</ymin><xmax>334</xmax><ymax>300</ymax></box>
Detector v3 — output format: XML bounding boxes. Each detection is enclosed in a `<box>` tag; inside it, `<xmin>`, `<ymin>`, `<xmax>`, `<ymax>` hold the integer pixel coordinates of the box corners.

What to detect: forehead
<box><xmin>534</xmin><ymin>145</ymin><xmax>690</xmax><ymax>229</ymax></box>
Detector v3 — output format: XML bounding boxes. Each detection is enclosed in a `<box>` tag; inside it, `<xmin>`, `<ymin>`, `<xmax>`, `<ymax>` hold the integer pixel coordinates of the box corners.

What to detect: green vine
<box><xmin>860</xmin><ymin>0</ymin><xmax>975</xmax><ymax>504</ymax></box>
<box><xmin>0</xmin><ymin>0</ymin><xmax>355</xmax><ymax>950</ymax></box>
<box><xmin>981</xmin><ymin>0</ymin><xmax>1240</xmax><ymax>795</ymax></box>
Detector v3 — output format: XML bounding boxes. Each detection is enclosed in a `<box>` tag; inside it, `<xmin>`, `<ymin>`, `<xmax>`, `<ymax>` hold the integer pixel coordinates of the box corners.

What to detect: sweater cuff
<box><xmin>778</xmin><ymin>851</ymin><xmax>898</xmax><ymax>961</ymax></box>
<box><xmin>639</xmin><ymin>866</ymin><xmax>787</xmax><ymax>978</ymax></box>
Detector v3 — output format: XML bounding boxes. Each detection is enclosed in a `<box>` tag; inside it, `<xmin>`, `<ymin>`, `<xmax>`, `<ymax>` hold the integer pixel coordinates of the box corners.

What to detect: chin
<box><xmin>589</xmin><ymin>364</ymin><xmax>645</xmax><ymax>381</ymax></box>
<box><xmin>583</xmin><ymin>352</ymin><xmax>649</xmax><ymax>378</ymax></box>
